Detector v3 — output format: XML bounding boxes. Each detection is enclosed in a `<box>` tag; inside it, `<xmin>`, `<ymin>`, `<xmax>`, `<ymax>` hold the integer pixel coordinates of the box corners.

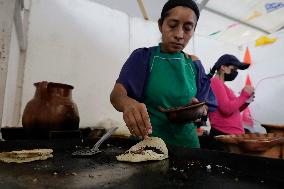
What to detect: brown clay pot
<box><xmin>214</xmin><ymin>133</ymin><xmax>284</xmax><ymax>159</ymax></box>
<box><xmin>261</xmin><ymin>124</ymin><xmax>284</xmax><ymax>134</ymax></box>
<box><xmin>22</xmin><ymin>81</ymin><xmax>80</xmax><ymax>138</ymax></box>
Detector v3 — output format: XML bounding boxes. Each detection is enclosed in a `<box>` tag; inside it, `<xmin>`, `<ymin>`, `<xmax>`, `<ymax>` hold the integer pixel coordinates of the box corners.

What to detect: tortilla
<box><xmin>116</xmin><ymin>137</ymin><xmax>168</xmax><ymax>162</ymax></box>
<box><xmin>0</xmin><ymin>149</ymin><xmax>53</xmax><ymax>163</ymax></box>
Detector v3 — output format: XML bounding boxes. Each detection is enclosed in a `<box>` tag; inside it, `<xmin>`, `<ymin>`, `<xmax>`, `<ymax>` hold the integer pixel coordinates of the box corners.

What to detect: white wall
<box><xmin>23</xmin><ymin>0</ymin><xmax>129</xmax><ymax>126</ymax></box>
<box><xmin>129</xmin><ymin>17</ymin><xmax>160</xmax><ymax>52</ymax></box>
<box><xmin>192</xmin><ymin>34</ymin><xmax>240</xmax><ymax>70</ymax></box>
<box><xmin>2</xmin><ymin>23</ymin><xmax>21</xmax><ymax>127</ymax></box>
<box><xmin>242</xmin><ymin>30</ymin><xmax>284</xmax><ymax>125</ymax></box>
<box><xmin>21</xmin><ymin>0</ymin><xmax>240</xmax><ymax>128</ymax></box>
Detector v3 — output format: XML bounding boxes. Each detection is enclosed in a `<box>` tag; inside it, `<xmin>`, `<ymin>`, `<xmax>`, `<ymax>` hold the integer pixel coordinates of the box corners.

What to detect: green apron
<box><xmin>144</xmin><ymin>44</ymin><xmax>200</xmax><ymax>148</ymax></box>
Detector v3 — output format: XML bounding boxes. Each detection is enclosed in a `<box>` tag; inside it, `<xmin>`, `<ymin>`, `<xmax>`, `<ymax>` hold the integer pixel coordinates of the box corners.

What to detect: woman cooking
<box><xmin>110</xmin><ymin>0</ymin><xmax>217</xmax><ymax>148</ymax></box>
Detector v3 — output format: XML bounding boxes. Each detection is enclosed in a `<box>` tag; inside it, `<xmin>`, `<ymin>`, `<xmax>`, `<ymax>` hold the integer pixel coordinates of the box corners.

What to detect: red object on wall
<box><xmin>243</xmin><ymin>47</ymin><xmax>252</xmax><ymax>64</ymax></box>
<box><xmin>242</xmin><ymin>47</ymin><xmax>254</xmax><ymax>128</ymax></box>
<box><xmin>245</xmin><ymin>74</ymin><xmax>252</xmax><ymax>86</ymax></box>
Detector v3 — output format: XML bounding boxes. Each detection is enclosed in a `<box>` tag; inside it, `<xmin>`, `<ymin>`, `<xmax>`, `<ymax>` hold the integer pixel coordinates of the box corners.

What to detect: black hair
<box><xmin>207</xmin><ymin>65</ymin><xmax>218</xmax><ymax>79</ymax></box>
<box><xmin>159</xmin><ymin>0</ymin><xmax>200</xmax><ymax>25</ymax></box>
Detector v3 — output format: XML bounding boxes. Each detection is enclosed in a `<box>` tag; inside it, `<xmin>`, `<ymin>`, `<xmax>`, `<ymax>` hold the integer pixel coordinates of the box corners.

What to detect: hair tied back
<box><xmin>207</xmin><ymin>66</ymin><xmax>217</xmax><ymax>79</ymax></box>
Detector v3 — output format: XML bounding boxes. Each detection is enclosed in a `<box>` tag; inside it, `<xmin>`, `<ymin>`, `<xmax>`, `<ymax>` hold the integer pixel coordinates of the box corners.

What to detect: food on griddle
<box><xmin>130</xmin><ymin>146</ymin><xmax>164</xmax><ymax>155</ymax></box>
<box><xmin>116</xmin><ymin>137</ymin><xmax>168</xmax><ymax>162</ymax></box>
<box><xmin>95</xmin><ymin>118</ymin><xmax>131</xmax><ymax>137</ymax></box>
<box><xmin>0</xmin><ymin>149</ymin><xmax>53</xmax><ymax>163</ymax></box>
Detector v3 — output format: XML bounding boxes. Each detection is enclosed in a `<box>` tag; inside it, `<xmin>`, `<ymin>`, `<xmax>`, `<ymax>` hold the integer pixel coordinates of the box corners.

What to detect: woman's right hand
<box><xmin>110</xmin><ymin>83</ymin><xmax>152</xmax><ymax>139</ymax></box>
<box><xmin>243</xmin><ymin>85</ymin><xmax>255</xmax><ymax>95</ymax></box>
<box><xmin>122</xmin><ymin>100</ymin><xmax>152</xmax><ymax>139</ymax></box>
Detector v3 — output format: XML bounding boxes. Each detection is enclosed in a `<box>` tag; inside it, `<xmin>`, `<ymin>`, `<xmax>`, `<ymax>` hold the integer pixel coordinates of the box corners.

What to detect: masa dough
<box><xmin>116</xmin><ymin>137</ymin><xmax>168</xmax><ymax>162</ymax></box>
<box><xmin>0</xmin><ymin>149</ymin><xmax>53</xmax><ymax>163</ymax></box>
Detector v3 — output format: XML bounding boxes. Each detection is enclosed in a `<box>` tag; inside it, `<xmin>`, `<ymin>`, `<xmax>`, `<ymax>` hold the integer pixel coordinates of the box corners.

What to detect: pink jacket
<box><xmin>208</xmin><ymin>77</ymin><xmax>251</xmax><ymax>134</ymax></box>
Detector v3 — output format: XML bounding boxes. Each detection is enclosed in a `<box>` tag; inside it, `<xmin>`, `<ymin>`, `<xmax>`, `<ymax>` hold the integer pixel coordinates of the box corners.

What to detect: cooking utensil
<box><xmin>72</xmin><ymin>127</ymin><xmax>118</xmax><ymax>156</ymax></box>
<box><xmin>158</xmin><ymin>102</ymin><xmax>205</xmax><ymax>124</ymax></box>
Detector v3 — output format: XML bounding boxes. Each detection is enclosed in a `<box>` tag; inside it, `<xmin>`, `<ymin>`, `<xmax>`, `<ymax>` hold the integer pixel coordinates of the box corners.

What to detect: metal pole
<box><xmin>0</xmin><ymin>0</ymin><xmax>17</xmax><ymax>140</ymax></box>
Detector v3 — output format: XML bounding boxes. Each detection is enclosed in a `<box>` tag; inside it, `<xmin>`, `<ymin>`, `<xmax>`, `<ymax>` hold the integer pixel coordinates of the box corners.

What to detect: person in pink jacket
<box><xmin>207</xmin><ymin>54</ymin><xmax>255</xmax><ymax>137</ymax></box>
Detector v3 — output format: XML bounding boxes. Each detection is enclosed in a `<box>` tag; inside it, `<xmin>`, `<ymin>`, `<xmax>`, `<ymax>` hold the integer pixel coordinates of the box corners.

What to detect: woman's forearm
<box><xmin>110</xmin><ymin>83</ymin><xmax>136</xmax><ymax>112</ymax></box>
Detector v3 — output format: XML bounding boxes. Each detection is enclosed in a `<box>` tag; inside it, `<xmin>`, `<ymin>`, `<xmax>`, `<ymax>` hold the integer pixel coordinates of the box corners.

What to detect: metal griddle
<box><xmin>0</xmin><ymin>136</ymin><xmax>284</xmax><ymax>189</ymax></box>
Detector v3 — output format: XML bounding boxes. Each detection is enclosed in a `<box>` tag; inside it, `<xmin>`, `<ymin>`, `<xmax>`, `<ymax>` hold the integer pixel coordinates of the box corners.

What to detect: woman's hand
<box><xmin>110</xmin><ymin>83</ymin><xmax>152</xmax><ymax>139</ymax></box>
<box><xmin>123</xmin><ymin>100</ymin><xmax>152</xmax><ymax>139</ymax></box>
<box><xmin>190</xmin><ymin>98</ymin><xmax>208</xmax><ymax>122</ymax></box>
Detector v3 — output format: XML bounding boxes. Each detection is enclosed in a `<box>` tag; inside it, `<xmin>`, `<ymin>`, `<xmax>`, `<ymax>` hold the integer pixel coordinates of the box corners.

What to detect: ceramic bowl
<box><xmin>215</xmin><ymin>133</ymin><xmax>284</xmax><ymax>159</ymax></box>
<box><xmin>261</xmin><ymin>124</ymin><xmax>284</xmax><ymax>134</ymax></box>
<box><xmin>158</xmin><ymin>102</ymin><xmax>205</xmax><ymax>124</ymax></box>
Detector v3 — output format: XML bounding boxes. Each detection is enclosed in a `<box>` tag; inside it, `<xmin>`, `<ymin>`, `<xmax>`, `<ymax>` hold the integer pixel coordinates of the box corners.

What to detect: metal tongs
<box><xmin>72</xmin><ymin>127</ymin><xmax>118</xmax><ymax>156</ymax></box>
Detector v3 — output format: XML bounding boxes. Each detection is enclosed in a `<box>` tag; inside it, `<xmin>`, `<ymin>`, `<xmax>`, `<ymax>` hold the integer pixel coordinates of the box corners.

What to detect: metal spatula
<box><xmin>72</xmin><ymin>127</ymin><xmax>118</xmax><ymax>156</ymax></box>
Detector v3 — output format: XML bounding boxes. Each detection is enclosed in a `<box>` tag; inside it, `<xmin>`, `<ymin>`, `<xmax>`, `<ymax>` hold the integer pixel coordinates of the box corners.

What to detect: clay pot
<box><xmin>22</xmin><ymin>81</ymin><xmax>80</xmax><ymax>138</ymax></box>
<box><xmin>214</xmin><ymin>133</ymin><xmax>284</xmax><ymax>159</ymax></box>
<box><xmin>261</xmin><ymin>124</ymin><xmax>284</xmax><ymax>134</ymax></box>
<box><xmin>158</xmin><ymin>102</ymin><xmax>205</xmax><ymax>124</ymax></box>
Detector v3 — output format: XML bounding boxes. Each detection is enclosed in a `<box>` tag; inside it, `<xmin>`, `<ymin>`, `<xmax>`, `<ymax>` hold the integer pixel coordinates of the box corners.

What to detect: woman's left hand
<box><xmin>202</xmin><ymin>105</ymin><xmax>208</xmax><ymax>116</ymax></box>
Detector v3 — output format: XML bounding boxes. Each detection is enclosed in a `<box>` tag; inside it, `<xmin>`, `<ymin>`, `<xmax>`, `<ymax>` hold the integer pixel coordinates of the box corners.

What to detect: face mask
<box><xmin>224</xmin><ymin>70</ymin><xmax>238</xmax><ymax>81</ymax></box>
